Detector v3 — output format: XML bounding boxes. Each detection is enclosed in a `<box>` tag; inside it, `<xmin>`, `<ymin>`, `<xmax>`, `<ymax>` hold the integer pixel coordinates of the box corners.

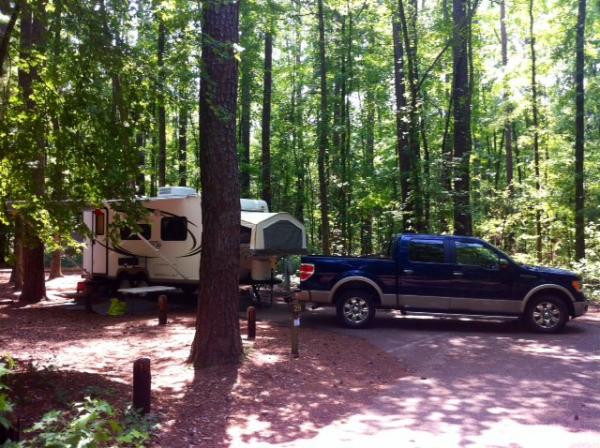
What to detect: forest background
<box><xmin>0</xmin><ymin>0</ymin><xmax>598</xmax><ymax>301</ymax></box>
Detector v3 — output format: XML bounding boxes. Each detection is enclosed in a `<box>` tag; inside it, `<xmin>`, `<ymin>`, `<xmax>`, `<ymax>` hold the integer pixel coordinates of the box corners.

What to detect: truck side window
<box><xmin>161</xmin><ymin>217</ymin><xmax>187</xmax><ymax>241</ymax></box>
<box><xmin>121</xmin><ymin>224</ymin><xmax>151</xmax><ymax>241</ymax></box>
<box><xmin>94</xmin><ymin>212</ymin><xmax>105</xmax><ymax>236</ymax></box>
<box><xmin>408</xmin><ymin>240</ymin><xmax>445</xmax><ymax>263</ymax></box>
<box><xmin>456</xmin><ymin>242</ymin><xmax>499</xmax><ymax>270</ymax></box>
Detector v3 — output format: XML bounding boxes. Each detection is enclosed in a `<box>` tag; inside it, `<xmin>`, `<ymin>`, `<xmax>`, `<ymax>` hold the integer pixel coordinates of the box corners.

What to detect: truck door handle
<box><xmin>403</xmin><ymin>269</ymin><xmax>414</xmax><ymax>275</ymax></box>
<box><xmin>453</xmin><ymin>271</ymin><xmax>464</xmax><ymax>277</ymax></box>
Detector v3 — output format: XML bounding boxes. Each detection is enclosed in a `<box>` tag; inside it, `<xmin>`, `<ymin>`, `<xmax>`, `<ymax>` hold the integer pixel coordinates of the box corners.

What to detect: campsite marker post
<box><xmin>133</xmin><ymin>358</ymin><xmax>151</xmax><ymax>414</ymax></box>
<box><xmin>158</xmin><ymin>295</ymin><xmax>168</xmax><ymax>325</ymax></box>
<box><xmin>247</xmin><ymin>306</ymin><xmax>256</xmax><ymax>340</ymax></box>
<box><xmin>291</xmin><ymin>295</ymin><xmax>301</xmax><ymax>358</ymax></box>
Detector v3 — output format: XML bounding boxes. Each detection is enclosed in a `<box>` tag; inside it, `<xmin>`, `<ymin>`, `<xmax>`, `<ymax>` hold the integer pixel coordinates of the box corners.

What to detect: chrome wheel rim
<box><xmin>532</xmin><ymin>301</ymin><xmax>561</xmax><ymax>329</ymax></box>
<box><xmin>343</xmin><ymin>297</ymin><xmax>369</xmax><ymax>324</ymax></box>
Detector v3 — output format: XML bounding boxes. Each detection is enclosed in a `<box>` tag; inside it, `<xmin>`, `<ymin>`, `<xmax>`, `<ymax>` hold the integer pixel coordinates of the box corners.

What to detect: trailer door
<box><xmin>82</xmin><ymin>210</ymin><xmax>93</xmax><ymax>277</ymax></box>
<box><xmin>91</xmin><ymin>209</ymin><xmax>108</xmax><ymax>275</ymax></box>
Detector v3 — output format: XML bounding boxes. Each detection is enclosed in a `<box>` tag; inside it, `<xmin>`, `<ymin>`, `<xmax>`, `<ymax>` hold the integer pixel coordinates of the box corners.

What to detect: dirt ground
<box><xmin>0</xmin><ymin>272</ymin><xmax>404</xmax><ymax>447</ymax></box>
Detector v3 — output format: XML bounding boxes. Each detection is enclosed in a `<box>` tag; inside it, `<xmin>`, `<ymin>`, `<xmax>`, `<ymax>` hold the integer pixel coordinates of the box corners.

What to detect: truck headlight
<box><xmin>572</xmin><ymin>280</ymin><xmax>582</xmax><ymax>292</ymax></box>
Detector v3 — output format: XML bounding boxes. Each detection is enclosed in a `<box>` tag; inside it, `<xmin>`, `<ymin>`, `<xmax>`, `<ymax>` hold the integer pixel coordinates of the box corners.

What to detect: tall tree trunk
<box><xmin>398</xmin><ymin>0</ymin><xmax>424</xmax><ymax>231</ymax></box>
<box><xmin>392</xmin><ymin>18</ymin><xmax>411</xmax><ymax>231</ymax></box>
<box><xmin>157</xmin><ymin>17</ymin><xmax>166</xmax><ymax>187</ymax></box>
<box><xmin>361</xmin><ymin>90</ymin><xmax>375</xmax><ymax>255</ymax></box>
<box><xmin>18</xmin><ymin>0</ymin><xmax>46</xmax><ymax>303</ymax></box>
<box><xmin>529</xmin><ymin>0</ymin><xmax>542</xmax><ymax>261</ymax></box>
<box><xmin>238</xmin><ymin>49</ymin><xmax>251</xmax><ymax>196</ymax></box>
<box><xmin>451</xmin><ymin>0</ymin><xmax>473</xmax><ymax>235</ymax></box>
<box><xmin>178</xmin><ymin>104</ymin><xmax>188</xmax><ymax>186</ymax></box>
<box><xmin>574</xmin><ymin>0</ymin><xmax>586</xmax><ymax>260</ymax></box>
<box><xmin>135</xmin><ymin>133</ymin><xmax>145</xmax><ymax>195</ymax></box>
<box><xmin>317</xmin><ymin>0</ymin><xmax>330</xmax><ymax>254</ymax></box>
<box><xmin>261</xmin><ymin>32</ymin><xmax>272</xmax><ymax>208</ymax></box>
<box><xmin>189</xmin><ymin>0</ymin><xmax>242</xmax><ymax>368</ymax></box>
<box><xmin>48</xmin><ymin>237</ymin><xmax>62</xmax><ymax>279</ymax></box>
<box><xmin>500</xmin><ymin>0</ymin><xmax>513</xmax><ymax>193</ymax></box>
<box><xmin>440</xmin><ymin>92</ymin><xmax>453</xmax><ymax>232</ymax></box>
<box><xmin>292</xmin><ymin>29</ymin><xmax>305</xmax><ymax>222</ymax></box>
<box><xmin>10</xmin><ymin>215</ymin><xmax>23</xmax><ymax>289</ymax></box>
<box><xmin>0</xmin><ymin>1</ymin><xmax>19</xmax><ymax>76</ymax></box>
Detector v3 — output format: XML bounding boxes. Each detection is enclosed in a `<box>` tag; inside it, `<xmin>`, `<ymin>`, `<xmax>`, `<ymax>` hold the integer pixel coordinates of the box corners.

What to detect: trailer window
<box><xmin>240</xmin><ymin>226</ymin><xmax>252</xmax><ymax>244</ymax></box>
<box><xmin>161</xmin><ymin>217</ymin><xmax>187</xmax><ymax>241</ymax></box>
<box><xmin>94</xmin><ymin>211</ymin><xmax>105</xmax><ymax>236</ymax></box>
<box><xmin>120</xmin><ymin>224</ymin><xmax>151</xmax><ymax>241</ymax></box>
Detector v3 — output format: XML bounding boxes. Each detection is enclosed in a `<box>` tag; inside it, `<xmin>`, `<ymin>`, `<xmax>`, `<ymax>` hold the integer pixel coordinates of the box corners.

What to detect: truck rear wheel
<box><xmin>336</xmin><ymin>288</ymin><xmax>376</xmax><ymax>329</ymax></box>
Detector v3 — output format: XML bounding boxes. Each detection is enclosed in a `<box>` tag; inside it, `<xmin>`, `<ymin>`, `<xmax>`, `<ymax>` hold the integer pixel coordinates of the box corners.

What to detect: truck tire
<box><xmin>336</xmin><ymin>288</ymin><xmax>376</xmax><ymax>329</ymax></box>
<box><xmin>525</xmin><ymin>295</ymin><xmax>568</xmax><ymax>333</ymax></box>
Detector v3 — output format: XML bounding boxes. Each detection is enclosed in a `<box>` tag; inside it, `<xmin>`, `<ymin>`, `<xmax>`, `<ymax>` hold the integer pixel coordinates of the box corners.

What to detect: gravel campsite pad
<box><xmin>0</xmin><ymin>273</ymin><xmax>404</xmax><ymax>447</ymax></box>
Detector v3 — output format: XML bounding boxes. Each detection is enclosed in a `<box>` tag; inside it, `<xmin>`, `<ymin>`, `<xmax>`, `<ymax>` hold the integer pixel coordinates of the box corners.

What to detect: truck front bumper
<box><xmin>573</xmin><ymin>301</ymin><xmax>588</xmax><ymax>317</ymax></box>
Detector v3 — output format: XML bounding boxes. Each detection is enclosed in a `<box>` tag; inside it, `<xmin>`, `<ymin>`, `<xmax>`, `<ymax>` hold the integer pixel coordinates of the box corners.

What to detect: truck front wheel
<box><xmin>525</xmin><ymin>295</ymin><xmax>568</xmax><ymax>333</ymax></box>
<box><xmin>336</xmin><ymin>289</ymin><xmax>376</xmax><ymax>329</ymax></box>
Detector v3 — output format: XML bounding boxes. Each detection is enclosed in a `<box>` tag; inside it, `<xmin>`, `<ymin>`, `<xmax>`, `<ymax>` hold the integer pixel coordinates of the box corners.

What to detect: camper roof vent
<box><xmin>158</xmin><ymin>186</ymin><xmax>198</xmax><ymax>197</ymax></box>
<box><xmin>241</xmin><ymin>198</ymin><xmax>269</xmax><ymax>213</ymax></box>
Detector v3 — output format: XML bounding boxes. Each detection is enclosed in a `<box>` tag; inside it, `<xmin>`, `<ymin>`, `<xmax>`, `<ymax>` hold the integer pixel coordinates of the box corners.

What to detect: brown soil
<box><xmin>0</xmin><ymin>272</ymin><xmax>405</xmax><ymax>447</ymax></box>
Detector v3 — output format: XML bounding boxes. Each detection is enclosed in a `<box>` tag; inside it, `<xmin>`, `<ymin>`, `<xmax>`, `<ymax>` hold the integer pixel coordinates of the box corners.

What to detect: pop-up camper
<box><xmin>82</xmin><ymin>186</ymin><xmax>306</xmax><ymax>289</ymax></box>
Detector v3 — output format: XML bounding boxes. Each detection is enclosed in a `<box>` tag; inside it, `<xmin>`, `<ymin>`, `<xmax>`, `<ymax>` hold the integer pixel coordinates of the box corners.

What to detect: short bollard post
<box><xmin>158</xmin><ymin>295</ymin><xmax>168</xmax><ymax>325</ymax></box>
<box><xmin>247</xmin><ymin>306</ymin><xmax>256</xmax><ymax>340</ymax></box>
<box><xmin>133</xmin><ymin>358</ymin><xmax>151</xmax><ymax>414</ymax></box>
<box><xmin>291</xmin><ymin>297</ymin><xmax>301</xmax><ymax>359</ymax></box>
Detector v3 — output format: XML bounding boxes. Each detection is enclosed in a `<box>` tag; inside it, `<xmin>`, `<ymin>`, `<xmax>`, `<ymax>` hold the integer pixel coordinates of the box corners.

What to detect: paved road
<box><xmin>262</xmin><ymin>305</ymin><xmax>600</xmax><ymax>448</ymax></box>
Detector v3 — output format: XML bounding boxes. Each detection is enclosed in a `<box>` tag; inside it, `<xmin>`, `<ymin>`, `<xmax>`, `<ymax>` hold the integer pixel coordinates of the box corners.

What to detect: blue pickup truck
<box><xmin>297</xmin><ymin>234</ymin><xmax>588</xmax><ymax>333</ymax></box>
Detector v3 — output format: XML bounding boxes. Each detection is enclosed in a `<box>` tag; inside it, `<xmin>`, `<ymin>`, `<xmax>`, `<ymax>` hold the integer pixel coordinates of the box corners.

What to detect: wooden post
<box><xmin>291</xmin><ymin>296</ymin><xmax>301</xmax><ymax>358</ymax></box>
<box><xmin>247</xmin><ymin>306</ymin><xmax>256</xmax><ymax>340</ymax></box>
<box><xmin>158</xmin><ymin>295</ymin><xmax>168</xmax><ymax>325</ymax></box>
<box><xmin>133</xmin><ymin>358</ymin><xmax>151</xmax><ymax>414</ymax></box>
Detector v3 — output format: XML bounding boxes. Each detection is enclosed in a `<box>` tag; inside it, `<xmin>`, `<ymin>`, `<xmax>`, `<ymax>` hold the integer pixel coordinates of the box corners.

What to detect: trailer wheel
<box><xmin>336</xmin><ymin>288</ymin><xmax>376</xmax><ymax>329</ymax></box>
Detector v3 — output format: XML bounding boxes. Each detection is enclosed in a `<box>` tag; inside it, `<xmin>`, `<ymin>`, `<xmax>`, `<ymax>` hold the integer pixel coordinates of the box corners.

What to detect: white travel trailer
<box><xmin>82</xmin><ymin>186</ymin><xmax>306</xmax><ymax>289</ymax></box>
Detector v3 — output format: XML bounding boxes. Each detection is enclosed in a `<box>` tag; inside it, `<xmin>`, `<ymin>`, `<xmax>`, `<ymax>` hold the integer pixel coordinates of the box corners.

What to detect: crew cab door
<box><xmin>398</xmin><ymin>237</ymin><xmax>454</xmax><ymax>311</ymax></box>
<box><xmin>447</xmin><ymin>239</ymin><xmax>519</xmax><ymax>314</ymax></box>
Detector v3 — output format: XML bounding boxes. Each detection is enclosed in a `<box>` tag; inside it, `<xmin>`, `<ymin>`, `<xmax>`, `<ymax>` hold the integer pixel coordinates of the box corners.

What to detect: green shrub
<box><xmin>0</xmin><ymin>356</ymin><xmax>16</xmax><ymax>431</ymax></box>
<box><xmin>21</xmin><ymin>397</ymin><xmax>153</xmax><ymax>448</ymax></box>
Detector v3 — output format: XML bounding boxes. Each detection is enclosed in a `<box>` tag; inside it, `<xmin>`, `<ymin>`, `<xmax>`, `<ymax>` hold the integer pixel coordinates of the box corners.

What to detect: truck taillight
<box><xmin>299</xmin><ymin>263</ymin><xmax>315</xmax><ymax>282</ymax></box>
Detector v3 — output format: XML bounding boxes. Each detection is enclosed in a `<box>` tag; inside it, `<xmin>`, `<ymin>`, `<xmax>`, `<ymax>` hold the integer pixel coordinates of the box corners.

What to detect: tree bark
<box><xmin>261</xmin><ymin>32</ymin><xmax>272</xmax><ymax>208</ymax></box>
<box><xmin>189</xmin><ymin>0</ymin><xmax>243</xmax><ymax>368</ymax></box>
<box><xmin>451</xmin><ymin>0</ymin><xmax>473</xmax><ymax>236</ymax></box>
<box><xmin>529</xmin><ymin>0</ymin><xmax>542</xmax><ymax>261</ymax></box>
<box><xmin>18</xmin><ymin>0</ymin><xmax>46</xmax><ymax>303</ymax></box>
<box><xmin>178</xmin><ymin>104</ymin><xmax>188</xmax><ymax>186</ymax></box>
<box><xmin>574</xmin><ymin>0</ymin><xmax>586</xmax><ymax>260</ymax></box>
<box><xmin>157</xmin><ymin>16</ymin><xmax>167</xmax><ymax>187</ymax></box>
<box><xmin>316</xmin><ymin>0</ymin><xmax>330</xmax><ymax>254</ymax></box>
